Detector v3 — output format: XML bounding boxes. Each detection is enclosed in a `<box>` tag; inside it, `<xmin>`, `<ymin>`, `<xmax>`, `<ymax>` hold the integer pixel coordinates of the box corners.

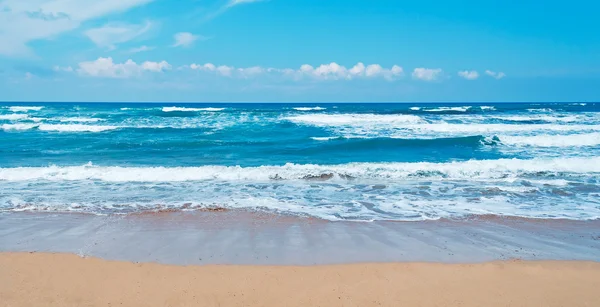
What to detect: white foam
<box><xmin>527</xmin><ymin>108</ymin><xmax>554</xmax><ymax>112</ymax></box>
<box><xmin>409</xmin><ymin>107</ymin><xmax>421</xmax><ymax>111</ymax></box>
<box><xmin>293</xmin><ymin>107</ymin><xmax>326</xmax><ymax>111</ymax></box>
<box><xmin>0</xmin><ymin>114</ymin><xmax>29</xmax><ymax>120</ymax></box>
<box><xmin>311</xmin><ymin>137</ymin><xmax>338</xmax><ymax>141</ymax></box>
<box><xmin>480</xmin><ymin>106</ymin><xmax>496</xmax><ymax>110</ymax></box>
<box><xmin>27</xmin><ymin>117</ymin><xmax>45</xmax><ymax>122</ymax></box>
<box><xmin>500</xmin><ymin>133</ymin><xmax>600</xmax><ymax>147</ymax></box>
<box><xmin>494</xmin><ymin>115</ymin><xmax>582</xmax><ymax>122</ymax></box>
<box><xmin>38</xmin><ymin>124</ymin><xmax>118</xmax><ymax>132</ymax></box>
<box><xmin>407</xmin><ymin>123</ymin><xmax>600</xmax><ymax>134</ymax></box>
<box><xmin>7</xmin><ymin>106</ymin><xmax>44</xmax><ymax>112</ymax></box>
<box><xmin>286</xmin><ymin>114</ymin><xmax>425</xmax><ymax>125</ymax></box>
<box><xmin>423</xmin><ymin>106</ymin><xmax>471</xmax><ymax>112</ymax></box>
<box><xmin>1</xmin><ymin>157</ymin><xmax>598</xmax><ymax>182</ymax></box>
<box><xmin>59</xmin><ymin>118</ymin><xmax>103</xmax><ymax>123</ymax></box>
<box><xmin>162</xmin><ymin>107</ymin><xmax>224</xmax><ymax>112</ymax></box>
<box><xmin>120</xmin><ymin>108</ymin><xmax>132</xmax><ymax>111</ymax></box>
<box><xmin>1</xmin><ymin>123</ymin><xmax>37</xmax><ymax>131</ymax></box>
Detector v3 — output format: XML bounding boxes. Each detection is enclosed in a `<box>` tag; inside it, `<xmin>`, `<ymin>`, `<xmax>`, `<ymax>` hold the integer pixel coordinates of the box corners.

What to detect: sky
<box><xmin>0</xmin><ymin>0</ymin><xmax>599</xmax><ymax>102</ymax></box>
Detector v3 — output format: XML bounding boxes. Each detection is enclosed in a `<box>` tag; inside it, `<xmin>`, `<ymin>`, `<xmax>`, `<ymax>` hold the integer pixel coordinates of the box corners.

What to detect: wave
<box><xmin>409</xmin><ymin>106</ymin><xmax>495</xmax><ymax>113</ymax></box>
<box><xmin>59</xmin><ymin>118</ymin><xmax>103</xmax><ymax>123</ymax></box>
<box><xmin>38</xmin><ymin>124</ymin><xmax>118</xmax><ymax>132</ymax></box>
<box><xmin>310</xmin><ymin>135</ymin><xmax>497</xmax><ymax>147</ymax></box>
<box><xmin>2</xmin><ymin>124</ymin><xmax>118</xmax><ymax>132</ymax></box>
<box><xmin>493</xmin><ymin>115</ymin><xmax>582</xmax><ymax>123</ymax></box>
<box><xmin>1</xmin><ymin>157</ymin><xmax>598</xmax><ymax>182</ymax></box>
<box><xmin>162</xmin><ymin>107</ymin><xmax>225</xmax><ymax>112</ymax></box>
<box><xmin>423</xmin><ymin>106</ymin><xmax>471</xmax><ymax>112</ymax></box>
<box><xmin>0</xmin><ymin>114</ymin><xmax>29</xmax><ymax>120</ymax></box>
<box><xmin>293</xmin><ymin>107</ymin><xmax>326</xmax><ymax>111</ymax></box>
<box><xmin>6</xmin><ymin>106</ymin><xmax>44</xmax><ymax>112</ymax></box>
<box><xmin>286</xmin><ymin>114</ymin><xmax>425</xmax><ymax>125</ymax></box>
<box><xmin>1</xmin><ymin>123</ymin><xmax>37</xmax><ymax>131</ymax></box>
<box><xmin>499</xmin><ymin>133</ymin><xmax>600</xmax><ymax>147</ymax></box>
<box><xmin>412</xmin><ymin>123</ymin><xmax>600</xmax><ymax>134</ymax></box>
<box><xmin>527</xmin><ymin>108</ymin><xmax>554</xmax><ymax>113</ymax></box>
<box><xmin>311</xmin><ymin>136</ymin><xmax>338</xmax><ymax>141</ymax></box>
<box><xmin>290</xmin><ymin>114</ymin><xmax>600</xmax><ymax>136</ymax></box>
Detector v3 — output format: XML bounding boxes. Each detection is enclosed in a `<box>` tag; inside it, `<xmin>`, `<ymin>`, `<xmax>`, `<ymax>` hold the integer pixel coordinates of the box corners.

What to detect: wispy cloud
<box><xmin>128</xmin><ymin>45</ymin><xmax>155</xmax><ymax>53</ymax></box>
<box><xmin>457</xmin><ymin>70</ymin><xmax>479</xmax><ymax>80</ymax></box>
<box><xmin>203</xmin><ymin>0</ymin><xmax>266</xmax><ymax>22</ymax></box>
<box><xmin>172</xmin><ymin>32</ymin><xmax>208</xmax><ymax>48</ymax></box>
<box><xmin>84</xmin><ymin>21</ymin><xmax>153</xmax><ymax>50</ymax></box>
<box><xmin>0</xmin><ymin>0</ymin><xmax>154</xmax><ymax>56</ymax></box>
<box><xmin>485</xmin><ymin>70</ymin><xmax>506</xmax><ymax>79</ymax></box>
<box><xmin>226</xmin><ymin>0</ymin><xmax>266</xmax><ymax>9</ymax></box>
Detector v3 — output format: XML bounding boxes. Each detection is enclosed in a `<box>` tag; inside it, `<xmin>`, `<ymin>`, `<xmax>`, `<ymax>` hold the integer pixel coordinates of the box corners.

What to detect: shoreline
<box><xmin>1</xmin><ymin>211</ymin><xmax>599</xmax><ymax>265</ymax></box>
<box><xmin>2</xmin><ymin>252</ymin><xmax>600</xmax><ymax>307</ymax></box>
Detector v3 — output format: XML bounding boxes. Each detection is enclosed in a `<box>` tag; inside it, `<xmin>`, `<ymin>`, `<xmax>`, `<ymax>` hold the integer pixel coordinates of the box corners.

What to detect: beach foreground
<box><xmin>2</xmin><ymin>253</ymin><xmax>600</xmax><ymax>307</ymax></box>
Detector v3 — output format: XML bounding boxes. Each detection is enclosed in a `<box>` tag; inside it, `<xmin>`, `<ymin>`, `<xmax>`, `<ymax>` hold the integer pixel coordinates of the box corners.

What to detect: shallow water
<box><xmin>1</xmin><ymin>102</ymin><xmax>599</xmax><ymax>221</ymax></box>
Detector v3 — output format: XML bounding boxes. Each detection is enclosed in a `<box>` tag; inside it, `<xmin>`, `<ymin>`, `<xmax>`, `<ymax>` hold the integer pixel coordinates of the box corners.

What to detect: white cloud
<box><xmin>0</xmin><ymin>0</ymin><xmax>154</xmax><ymax>56</ymax></box>
<box><xmin>237</xmin><ymin>66</ymin><xmax>264</xmax><ymax>77</ymax></box>
<box><xmin>293</xmin><ymin>62</ymin><xmax>402</xmax><ymax>80</ymax></box>
<box><xmin>184</xmin><ymin>62</ymin><xmax>404</xmax><ymax>81</ymax></box>
<box><xmin>128</xmin><ymin>45</ymin><xmax>154</xmax><ymax>53</ymax></box>
<box><xmin>77</xmin><ymin>57</ymin><xmax>171</xmax><ymax>78</ymax></box>
<box><xmin>172</xmin><ymin>32</ymin><xmax>206</xmax><ymax>48</ymax></box>
<box><xmin>216</xmin><ymin>65</ymin><xmax>234</xmax><ymax>76</ymax></box>
<box><xmin>457</xmin><ymin>70</ymin><xmax>479</xmax><ymax>80</ymax></box>
<box><xmin>349</xmin><ymin>62</ymin><xmax>366</xmax><ymax>76</ymax></box>
<box><xmin>84</xmin><ymin>21</ymin><xmax>152</xmax><ymax>50</ymax></box>
<box><xmin>364</xmin><ymin>64</ymin><xmax>403</xmax><ymax>80</ymax></box>
<box><xmin>141</xmin><ymin>61</ymin><xmax>171</xmax><ymax>72</ymax></box>
<box><xmin>412</xmin><ymin>68</ymin><xmax>443</xmax><ymax>81</ymax></box>
<box><xmin>485</xmin><ymin>70</ymin><xmax>506</xmax><ymax>79</ymax></box>
<box><xmin>190</xmin><ymin>63</ymin><xmax>216</xmax><ymax>71</ymax></box>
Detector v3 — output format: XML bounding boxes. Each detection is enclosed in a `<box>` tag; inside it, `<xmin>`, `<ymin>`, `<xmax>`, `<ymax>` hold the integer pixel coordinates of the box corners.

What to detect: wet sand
<box><xmin>1</xmin><ymin>211</ymin><xmax>599</xmax><ymax>265</ymax></box>
<box><xmin>2</xmin><ymin>252</ymin><xmax>600</xmax><ymax>307</ymax></box>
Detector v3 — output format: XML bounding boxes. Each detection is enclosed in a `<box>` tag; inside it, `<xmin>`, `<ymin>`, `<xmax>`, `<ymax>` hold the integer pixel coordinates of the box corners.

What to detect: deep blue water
<box><xmin>1</xmin><ymin>102</ymin><xmax>599</xmax><ymax>221</ymax></box>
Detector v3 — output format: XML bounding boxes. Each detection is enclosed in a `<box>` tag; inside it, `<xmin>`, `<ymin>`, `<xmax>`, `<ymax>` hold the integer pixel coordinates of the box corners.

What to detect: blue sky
<box><xmin>0</xmin><ymin>0</ymin><xmax>599</xmax><ymax>102</ymax></box>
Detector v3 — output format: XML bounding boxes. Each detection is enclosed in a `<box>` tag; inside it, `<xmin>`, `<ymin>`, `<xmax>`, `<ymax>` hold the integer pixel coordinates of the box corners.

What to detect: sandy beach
<box><xmin>2</xmin><ymin>212</ymin><xmax>599</xmax><ymax>306</ymax></box>
<box><xmin>2</xmin><ymin>252</ymin><xmax>599</xmax><ymax>307</ymax></box>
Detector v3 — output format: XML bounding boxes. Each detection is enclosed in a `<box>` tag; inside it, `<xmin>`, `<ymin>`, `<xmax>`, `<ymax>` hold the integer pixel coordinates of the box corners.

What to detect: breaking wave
<box><xmin>6</xmin><ymin>106</ymin><xmax>44</xmax><ymax>112</ymax></box>
<box><xmin>1</xmin><ymin>157</ymin><xmax>598</xmax><ymax>182</ymax></box>
<box><xmin>162</xmin><ymin>107</ymin><xmax>225</xmax><ymax>112</ymax></box>
<box><xmin>293</xmin><ymin>107</ymin><xmax>327</xmax><ymax>111</ymax></box>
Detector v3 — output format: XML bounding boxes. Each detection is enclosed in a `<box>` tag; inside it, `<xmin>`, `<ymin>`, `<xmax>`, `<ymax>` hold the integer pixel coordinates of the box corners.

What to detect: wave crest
<box><xmin>1</xmin><ymin>157</ymin><xmax>598</xmax><ymax>182</ymax></box>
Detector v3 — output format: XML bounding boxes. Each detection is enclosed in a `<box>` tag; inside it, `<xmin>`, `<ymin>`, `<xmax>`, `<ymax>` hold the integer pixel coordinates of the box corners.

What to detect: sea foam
<box><xmin>293</xmin><ymin>107</ymin><xmax>326</xmax><ymax>111</ymax></box>
<box><xmin>499</xmin><ymin>133</ymin><xmax>600</xmax><ymax>147</ymax></box>
<box><xmin>7</xmin><ymin>106</ymin><xmax>44</xmax><ymax>112</ymax></box>
<box><xmin>0</xmin><ymin>114</ymin><xmax>29</xmax><ymax>120</ymax></box>
<box><xmin>162</xmin><ymin>107</ymin><xmax>225</xmax><ymax>112</ymax></box>
<box><xmin>1</xmin><ymin>157</ymin><xmax>598</xmax><ymax>182</ymax></box>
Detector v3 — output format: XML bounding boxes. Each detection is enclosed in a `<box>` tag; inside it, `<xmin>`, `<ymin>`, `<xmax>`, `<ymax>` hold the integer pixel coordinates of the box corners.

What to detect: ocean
<box><xmin>1</xmin><ymin>102</ymin><xmax>599</xmax><ymax>221</ymax></box>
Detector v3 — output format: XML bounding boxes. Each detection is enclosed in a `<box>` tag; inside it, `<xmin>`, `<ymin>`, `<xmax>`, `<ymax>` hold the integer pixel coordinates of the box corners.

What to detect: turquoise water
<box><xmin>1</xmin><ymin>102</ymin><xmax>599</xmax><ymax>221</ymax></box>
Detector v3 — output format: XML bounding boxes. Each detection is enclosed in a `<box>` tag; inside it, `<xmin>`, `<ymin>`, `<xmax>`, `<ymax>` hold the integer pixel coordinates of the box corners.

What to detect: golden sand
<box><xmin>2</xmin><ymin>253</ymin><xmax>599</xmax><ymax>307</ymax></box>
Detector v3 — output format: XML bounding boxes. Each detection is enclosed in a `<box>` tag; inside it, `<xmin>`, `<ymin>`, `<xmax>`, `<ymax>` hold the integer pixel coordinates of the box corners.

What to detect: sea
<box><xmin>1</xmin><ymin>102</ymin><xmax>599</xmax><ymax>221</ymax></box>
